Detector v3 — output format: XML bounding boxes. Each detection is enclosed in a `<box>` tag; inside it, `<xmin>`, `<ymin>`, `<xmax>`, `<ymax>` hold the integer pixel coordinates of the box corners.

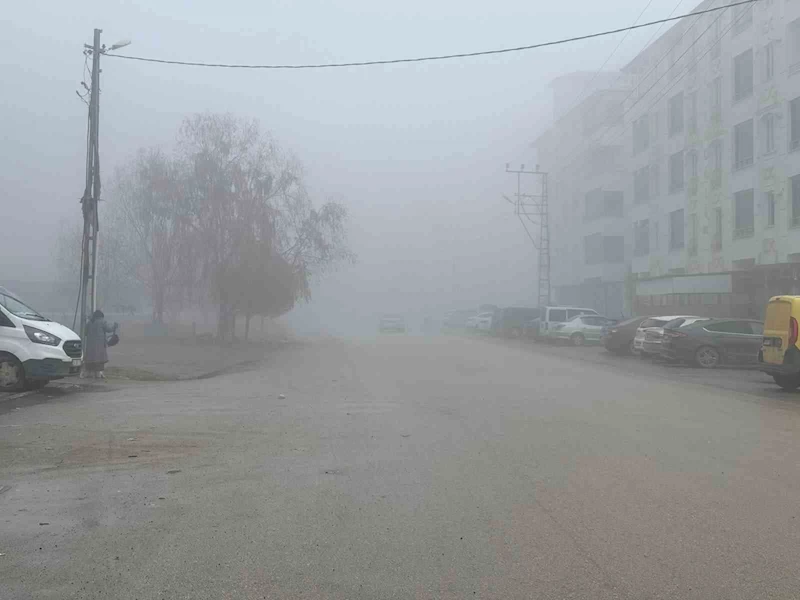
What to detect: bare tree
<box><xmin>112</xmin><ymin>149</ymin><xmax>196</xmax><ymax>325</ymax></box>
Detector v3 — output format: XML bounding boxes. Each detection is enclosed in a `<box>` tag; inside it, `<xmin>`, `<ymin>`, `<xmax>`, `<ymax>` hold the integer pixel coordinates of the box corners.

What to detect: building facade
<box><xmin>536</xmin><ymin>0</ymin><xmax>800</xmax><ymax>318</ymax></box>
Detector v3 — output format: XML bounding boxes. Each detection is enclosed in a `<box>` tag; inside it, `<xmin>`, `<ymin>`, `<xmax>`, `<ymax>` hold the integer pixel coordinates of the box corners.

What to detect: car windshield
<box><xmin>0</xmin><ymin>293</ymin><xmax>48</xmax><ymax>321</ymax></box>
<box><xmin>664</xmin><ymin>317</ymin><xmax>708</xmax><ymax>329</ymax></box>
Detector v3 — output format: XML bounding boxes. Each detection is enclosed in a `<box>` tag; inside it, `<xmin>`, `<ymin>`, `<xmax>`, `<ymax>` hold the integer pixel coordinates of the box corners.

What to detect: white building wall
<box><xmin>537</xmin><ymin>0</ymin><xmax>800</xmax><ymax>314</ymax></box>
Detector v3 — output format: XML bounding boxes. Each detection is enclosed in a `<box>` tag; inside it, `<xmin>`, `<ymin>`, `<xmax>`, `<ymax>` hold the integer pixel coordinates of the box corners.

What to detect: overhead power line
<box><xmin>104</xmin><ymin>0</ymin><xmax>757</xmax><ymax>70</ymax></box>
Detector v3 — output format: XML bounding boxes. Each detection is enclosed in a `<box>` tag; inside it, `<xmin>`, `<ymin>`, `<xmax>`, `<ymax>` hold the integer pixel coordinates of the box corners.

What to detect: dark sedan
<box><xmin>601</xmin><ymin>316</ymin><xmax>650</xmax><ymax>355</ymax></box>
<box><xmin>660</xmin><ymin>318</ymin><xmax>764</xmax><ymax>368</ymax></box>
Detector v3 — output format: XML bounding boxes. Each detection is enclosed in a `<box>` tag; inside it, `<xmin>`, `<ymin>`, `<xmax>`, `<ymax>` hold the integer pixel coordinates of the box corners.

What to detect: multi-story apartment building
<box><xmin>536</xmin><ymin>0</ymin><xmax>800</xmax><ymax>318</ymax></box>
<box><xmin>535</xmin><ymin>74</ymin><xmax>631</xmax><ymax>317</ymax></box>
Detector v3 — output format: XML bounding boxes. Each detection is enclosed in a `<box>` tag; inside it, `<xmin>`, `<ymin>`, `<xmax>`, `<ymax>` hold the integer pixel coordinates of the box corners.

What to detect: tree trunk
<box><xmin>244</xmin><ymin>313</ymin><xmax>251</xmax><ymax>341</ymax></box>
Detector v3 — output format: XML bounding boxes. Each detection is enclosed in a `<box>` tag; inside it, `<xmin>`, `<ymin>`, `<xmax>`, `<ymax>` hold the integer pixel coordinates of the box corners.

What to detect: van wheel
<box><xmin>773</xmin><ymin>374</ymin><xmax>800</xmax><ymax>391</ymax></box>
<box><xmin>0</xmin><ymin>354</ymin><xmax>26</xmax><ymax>392</ymax></box>
<box><xmin>695</xmin><ymin>346</ymin><xmax>721</xmax><ymax>368</ymax></box>
<box><xmin>571</xmin><ymin>333</ymin><xmax>585</xmax><ymax>346</ymax></box>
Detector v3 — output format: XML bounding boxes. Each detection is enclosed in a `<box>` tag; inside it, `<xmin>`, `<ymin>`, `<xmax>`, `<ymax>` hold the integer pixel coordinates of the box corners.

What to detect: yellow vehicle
<box><xmin>759</xmin><ymin>295</ymin><xmax>800</xmax><ymax>390</ymax></box>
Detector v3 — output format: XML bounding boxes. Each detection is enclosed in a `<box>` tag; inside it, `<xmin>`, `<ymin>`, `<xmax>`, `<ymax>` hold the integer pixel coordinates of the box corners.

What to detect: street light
<box><xmin>108</xmin><ymin>39</ymin><xmax>131</xmax><ymax>52</ymax></box>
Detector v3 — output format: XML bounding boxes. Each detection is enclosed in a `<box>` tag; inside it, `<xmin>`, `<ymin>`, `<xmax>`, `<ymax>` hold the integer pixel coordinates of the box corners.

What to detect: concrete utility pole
<box><xmin>77</xmin><ymin>31</ymin><xmax>130</xmax><ymax>339</ymax></box>
<box><xmin>78</xmin><ymin>28</ymin><xmax>103</xmax><ymax>340</ymax></box>
<box><xmin>503</xmin><ymin>164</ymin><xmax>550</xmax><ymax>308</ymax></box>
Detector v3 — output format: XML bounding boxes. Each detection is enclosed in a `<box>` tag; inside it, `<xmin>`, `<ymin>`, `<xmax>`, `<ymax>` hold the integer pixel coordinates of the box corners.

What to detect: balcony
<box><xmin>733</xmin><ymin>226</ymin><xmax>754</xmax><ymax>240</ymax></box>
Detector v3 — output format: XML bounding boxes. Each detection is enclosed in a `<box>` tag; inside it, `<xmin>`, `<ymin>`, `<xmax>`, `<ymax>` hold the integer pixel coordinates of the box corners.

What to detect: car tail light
<box><xmin>790</xmin><ymin>317</ymin><xmax>799</xmax><ymax>348</ymax></box>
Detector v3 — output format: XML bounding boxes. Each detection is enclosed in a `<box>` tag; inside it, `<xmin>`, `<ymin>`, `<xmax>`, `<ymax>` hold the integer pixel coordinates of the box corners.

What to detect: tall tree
<box><xmin>112</xmin><ymin>149</ymin><xmax>196</xmax><ymax>324</ymax></box>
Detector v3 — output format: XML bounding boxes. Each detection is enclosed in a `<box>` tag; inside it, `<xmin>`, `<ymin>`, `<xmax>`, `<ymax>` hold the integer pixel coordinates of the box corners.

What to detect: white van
<box><xmin>0</xmin><ymin>286</ymin><xmax>82</xmax><ymax>391</ymax></box>
<box><xmin>538</xmin><ymin>306</ymin><xmax>598</xmax><ymax>340</ymax></box>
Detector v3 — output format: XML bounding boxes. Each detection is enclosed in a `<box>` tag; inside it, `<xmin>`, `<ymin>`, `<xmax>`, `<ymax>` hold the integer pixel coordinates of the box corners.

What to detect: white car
<box><xmin>465</xmin><ymin>314</ymin><xmax>480</xmax><ymax>329</ymax></box>
<box><xmin>0</xmin><ymin>287</ymin><xmax>82</xmax><ymax>391</ymax></box>
<box><xmin>474</xmin><ymin>312</ymin><xmax>494</xmax><ymax>331</ymax></box>
<box><xmin>633</xmin><ymin>315</ymin><xmax>700</xmax><ymax>357</ymax></box>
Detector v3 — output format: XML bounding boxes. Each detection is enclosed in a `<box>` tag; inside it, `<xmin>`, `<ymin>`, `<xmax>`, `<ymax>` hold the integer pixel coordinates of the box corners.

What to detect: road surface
<box><xmin>3</xmin><ymin>335</ymin><xmax>800</xmax><ymax>599</ymax></box>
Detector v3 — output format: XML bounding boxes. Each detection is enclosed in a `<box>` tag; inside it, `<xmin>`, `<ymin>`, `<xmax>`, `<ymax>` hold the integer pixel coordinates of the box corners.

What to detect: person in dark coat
<box><xmin>82</xmin><ymin>310</ymin><xmax>117</xmax><ymax>379</ymax></box>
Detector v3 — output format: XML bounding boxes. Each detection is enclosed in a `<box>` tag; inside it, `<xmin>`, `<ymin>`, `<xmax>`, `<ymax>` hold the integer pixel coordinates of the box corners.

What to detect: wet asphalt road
<box><xmin>3</xmin><ymin>335</ymin><xmax>800</xmax><ymax>599</ymax></box>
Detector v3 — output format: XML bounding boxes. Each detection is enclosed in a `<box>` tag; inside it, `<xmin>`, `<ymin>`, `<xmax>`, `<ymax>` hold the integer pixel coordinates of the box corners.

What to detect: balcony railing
<box><xmin>733</xmin><ymin>226</ymin><xmax>754</xmax><ymax>239</ymax></box>
<box><xmin>734</xmin><ymin>156</ymin><xmax>754</xmax><ymax>171</ymax></box>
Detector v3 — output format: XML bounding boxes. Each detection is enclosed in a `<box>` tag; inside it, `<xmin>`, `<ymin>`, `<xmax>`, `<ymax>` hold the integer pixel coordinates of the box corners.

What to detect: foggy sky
<box><xmin>1</xmin><ymin>1</ymin><xmax>683</xmax><ymax>335</ymax></box>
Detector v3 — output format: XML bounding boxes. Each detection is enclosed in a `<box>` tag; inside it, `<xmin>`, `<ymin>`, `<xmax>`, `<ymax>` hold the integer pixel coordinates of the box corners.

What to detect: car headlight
<box><xmin>24</xmin><ymin>325</ymin><xmax>61</xmax><ymax>346</ymax></box>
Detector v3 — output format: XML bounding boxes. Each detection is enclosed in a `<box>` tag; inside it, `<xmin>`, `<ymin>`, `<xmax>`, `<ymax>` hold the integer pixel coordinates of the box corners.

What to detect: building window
<box><xmin>585</xmin><ymin>189</ymin><xmax>624</xmax><ymax>220</ymax></box>
<box><xmin>669</xmin><ymin>209</ymin><xmax>685</xmax><ymax>250</ymax></box>
<box><xmin>709</xmin><ymin>139</ymin><xmax>723</xmax><ymax>189</ymax></box>
<box><xmin>733</xmin><ymin>4</ymin><xmax>753</xmax><ymax>36</ymax></box>
<box><xmin>669</xmin><ymin>92</ymin><xmax>684</xmax><ymax>136</ymax></box>
<box><xmin>650</xmin><ymin>163</ymin><xmax>660</xmax><ymax>197</ymax></box>
<box><xmin>791</xmin><ymin>97</ymin><xmax>800</xmax><ymax>152</ymax></box>
<box><xmin>766</xmin><ymin>191</ymin><xmax>776</xmax><ymax>228</ymax></box>
<box><xmin>687</xmin><ymin>150</ymin><xmax>699</xmax><ymax>196</ymax></box>
<box><xmin>688</xmin><ymin>91</ymin><xmax>698</xmax><ymax>134</ymax></box>
<box><xmin>790</xmin><ymin>18</ymin><xmax>800</xmax><ymax>70</ymax></box>
<box><xmin>713</xmin><ymin>207</ymin><xmax>723</xmax><ymax>251</ymax></box>
<box><xmin>584</xmin><ymin>233</ymin><xmax>602</xmax><ymax>265</ymax></box>
<box><xmin>603</xmin><ymin>236</ymin><xmax>625</xmax><ymax>263</ymax></box>
<box><xmin>688</xmin><ymin>213</ymin><xmax>698</xmax><ymax>256</ymax></box>
<box><xmin>634</xmin><ymin>166</ymin><xmax>650</xmax><ymax>204</ymax></box>
<box><xmin>733</xmin><ymin>49</ymin><xmax>753</xmax><ymax>102</ymax></box>
<box><xmin>734</xmin><ymin>189</ymin><xmax>755</xmax><ymax>238</ymax></box>
<box><xmin>792</xmin><ymin>175</ymin><xmax>800</xmax><ymax>227</ymax></box>
<box><xmin>603</xmin><ymin>191</ymin><xmax>624</xmax><ymax>218</ymax></box>
<box><xmin>633</xmin><ymin>116</ymin><xmax>649</xmax><ymax>154</ymax></box>
<box><xmin>711</xmin><ymin>15</ymin><xmax>722</xmax><ymax>60</ymax></box>
<box><xmin>634</xmin><ymin>220</ymin><xmax>650</xmax><ymax>256</ymax></box>
<box><xmin>761</xmin><ymin>113</ymin><xmax>776</xmax><ymax>155</ymax></box>
<box><xmin>710</xmin><ymin>77</ymin><xmax>722</xmax><ymax>117</ymax></box>
<box><xmin>733</xmin><ymin>119</ymin><xmax>754</xmax><ymax>170</ymax></box>
<box><xmin>764</xmin><ymin>42</ymin><xmax>775</xmax><ymax>82</ymax></box>
<box><xmin>669</xmin><ymin>150</ymin><xmax>684</xmax><ymax>193</ymax></box>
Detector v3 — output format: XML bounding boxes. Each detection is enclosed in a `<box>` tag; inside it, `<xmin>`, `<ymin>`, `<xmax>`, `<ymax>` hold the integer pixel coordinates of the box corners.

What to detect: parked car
<box><xmin>491</xmin><ymin>307</ymin><xmax>540</xmax><ymax>338</ymax></box>
<box><xmin>0</xmin><ymin>286</ymin><xmax>82</xmax><ymax>392</ymax></box>
<box><xmin>379</xmin><ymin>314</ymin><xmax>406</xmax><ymax>333</ymax></box>
<box><xmin>602</xmin><ymin>316</ymin><xmax>651</xmax><ymax>355</ymax></box>
<box><xmin>466</xmin><ymin>312</ymin><xmax>493</xmax><ymax>331</ymax></box>
<box><xmin>442</xmin><ymin>309</ymin><xmax>474</xmax><ymax>330</ymax></box>
<box><xmin>537</xmin><ymin>306</ymin><xmax>598</xmax><ymax>340</ymax></box>
<box><xmin>759</xmin><ymin>295</ymin><xmax>800</xmax><ymax>389</ymax></box>
<box><xmin>634</xmin><ymin>315</ymin><xmax>700</xmax><ymax>357</ymax></box>
<box><xmin>660</xmin><ymin>318</ymin><xmax>763</xmax><ymax>367</ymax></box>
<box><xmin>551</xmin><ymin>315</ymin><xmax>616</xmax><ymax>346</ymax></box>
<box><xmin>475</xmin><ymin>312</ymin><xmax>494</xmax><ymax>331</ymax></box>
<box><xmin>524</xmin><ymin>317</ymin><xmax>541</xmax><ymax>339</ymax></box>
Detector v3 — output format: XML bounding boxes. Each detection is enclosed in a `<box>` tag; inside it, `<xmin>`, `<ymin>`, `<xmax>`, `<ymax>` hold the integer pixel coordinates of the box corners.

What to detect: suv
<box><xmin>0</xmin><ymin>287</ymin><xmax>82</xmax><ymax>391</ymax></box>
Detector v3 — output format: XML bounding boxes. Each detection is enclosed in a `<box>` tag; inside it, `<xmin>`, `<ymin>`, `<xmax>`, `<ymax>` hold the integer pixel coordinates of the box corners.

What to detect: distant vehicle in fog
<box><xmin>550</xmin><ymin>314</ymin><xmax>616</xmax><ymax>346</ymax></box>
<box><xmin>442</xmin><ymin>309</ymin><xmax>474</xmax><ymax>330</ymax></box>
<box><xmin>379</xmin><ymin>314</ymin><xmax>406</xmax><ymax>333</ymax></box>
<box><xmin>491</xmin><ymin>307</ymin><xmax>540</xmax><ymax>338</ymax></box>
<box><xmin>661</xmin><ymin>318</ymin><xmax>763</xmax><ymax>368</ymax></box>
<box><xmin>602</xmin><ymin>316</ymin><xmax>651</xmax><ymax>355</ymax></box>
<box><xmin>537</xmin><ymin>306</ymin><xmax>598</xmax><ymax>340</ymax></box>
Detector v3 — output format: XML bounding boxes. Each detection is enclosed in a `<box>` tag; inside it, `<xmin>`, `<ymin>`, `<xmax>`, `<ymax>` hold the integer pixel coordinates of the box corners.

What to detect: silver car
<box><xmin>551</xmin><ymin>315</ymin><xmax>616</xmax><ymax>346</ymax></box>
